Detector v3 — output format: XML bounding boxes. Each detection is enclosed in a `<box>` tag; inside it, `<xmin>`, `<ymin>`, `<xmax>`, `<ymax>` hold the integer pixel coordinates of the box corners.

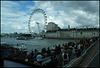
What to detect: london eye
<box><xmin>28</xmin><ymin>8</ymin><xmax>47</xmax><ymax>36</ymax></box>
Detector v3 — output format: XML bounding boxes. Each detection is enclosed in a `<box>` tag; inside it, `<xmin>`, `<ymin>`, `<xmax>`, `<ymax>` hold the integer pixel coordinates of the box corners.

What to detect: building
<box><xmin>45</xmin><ymin>22</ymin><xmax>99</xmax><ymax>39</ymax></box>
<box><xmin>46</xmin><ymin>22</ymin><xmax>61</xmax><ymax>31</ymax></box>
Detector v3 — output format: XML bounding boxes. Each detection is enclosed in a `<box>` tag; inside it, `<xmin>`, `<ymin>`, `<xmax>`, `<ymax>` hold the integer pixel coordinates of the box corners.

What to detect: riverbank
<box><xmin>1</xmin><ymin>37</ymin><xmax>80</xmax><ymax>54</ymax></box>
<box><xmin>45</xmin><ymin>37</ymin><xmax>82</xmax><ymax>40</ymax></box>
<box><xmin>1</xmin><ymin>36</ymin><xmax>98</xmax><ymax>68</ymax></box>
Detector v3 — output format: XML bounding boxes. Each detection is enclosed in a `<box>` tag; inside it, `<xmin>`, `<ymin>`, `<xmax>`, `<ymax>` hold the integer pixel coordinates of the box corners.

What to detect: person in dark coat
<box><xmin>47</xmin><ymin>47</ymin><xmax>51</xmax><ymax>56</ymax></box>
<box><xmin>1</xmin><ymin>51</ymin><xmax>4</xmax><ymax>68</ymax></box>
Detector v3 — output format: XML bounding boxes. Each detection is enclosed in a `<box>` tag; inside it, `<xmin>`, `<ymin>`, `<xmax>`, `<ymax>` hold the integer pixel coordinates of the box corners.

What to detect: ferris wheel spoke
<box><xmin>28</xmin><ymin>8</ymin><xmax>47</xmax><ymax>35</ymax></box>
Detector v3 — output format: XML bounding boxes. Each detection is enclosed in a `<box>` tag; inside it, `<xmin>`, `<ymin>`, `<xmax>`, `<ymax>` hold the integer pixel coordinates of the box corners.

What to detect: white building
<box><xmin>46</xmin><ymin>22</ymin><xmax>60</xmax><ymax>31</ymax></box>
<box><xmin>45</xmin><ymin>22</ymin><xmax>99</xmax><ymax>39</ymax></box>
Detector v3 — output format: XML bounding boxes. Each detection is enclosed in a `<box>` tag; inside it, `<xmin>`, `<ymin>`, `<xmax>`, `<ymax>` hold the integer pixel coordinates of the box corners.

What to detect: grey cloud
<box><xmin>47</xmin><ymin>1</ymin><xmax>99</xmax><ymax>28</ymax></box>
<box><xmin>1</xmin><ymin>1</ymin><xmax>99</xmax><ymax>33</ymax></box>
<box><xmin>50</xmin><ymin>1</ymin><xmax>99</xmax><ymax>14</ymax></box>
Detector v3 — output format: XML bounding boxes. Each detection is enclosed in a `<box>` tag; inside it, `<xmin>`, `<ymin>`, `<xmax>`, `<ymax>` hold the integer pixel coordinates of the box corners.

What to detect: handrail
<box><xmin>4</xmin><ymin>57</ymin><xmax>43</xmax><ymax>68</ymax></box>
<box><xmin>63</xmin><ymin>39</ymin><xmax>99</xmax><ymax>68</ymax></box>
<box><xmin>82</xmin><ymin>40</ymin><xmax>98</xmax><ymax>57</ymax></box>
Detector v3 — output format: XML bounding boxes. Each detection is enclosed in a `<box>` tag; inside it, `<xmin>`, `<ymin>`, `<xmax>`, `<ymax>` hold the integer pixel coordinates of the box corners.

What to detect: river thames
<box><xmin>1</xmin><ymin>37</ymin><xmax>80</xmax><ymax>54</ymax></box>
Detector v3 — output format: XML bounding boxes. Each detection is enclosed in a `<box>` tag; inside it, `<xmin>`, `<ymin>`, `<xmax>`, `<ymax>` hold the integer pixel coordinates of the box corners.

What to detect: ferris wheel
<box><xmin>28</xmin><ymin>8</ymin><xmax>47</xmax><ymax>35</ymax></box>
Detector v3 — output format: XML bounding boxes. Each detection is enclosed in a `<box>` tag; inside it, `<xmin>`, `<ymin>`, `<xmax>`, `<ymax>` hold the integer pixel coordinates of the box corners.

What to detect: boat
<box><xmin>13</xmin><ymin>43</ymin><xmax>27</xmax><ymax>53</ymax></box>
<box><xmin>1</xmin><ymin>42</ymin><xmax>13</xmax><ymax>51</ymax></box>
<box><xmin>35</xmin><ymin>36</ymin><xmax>43</xmax><ymax>40</ymax></box>
<box><xmin>1</xmin><ymin>42</ymin><xmax>27</xmax><ymax>57</ymax></box>
<box><xmin>16</xmin><ymin>36</ymin><xmax>28</xmax><ymax>40</ymax></box>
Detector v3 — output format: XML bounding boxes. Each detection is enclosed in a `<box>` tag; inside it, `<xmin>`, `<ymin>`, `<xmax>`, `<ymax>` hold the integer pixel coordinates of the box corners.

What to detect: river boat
<box><xmin>16</xmin><ymin>36</ymin><xmax>29</xmax><ymax>40</ymax></box>
<box><xmin>34</xmin><ymin>36</ymin><xmax>43</xmax><ymax>40</ymax></box>
<box><xmin>1</xmin><ymin>42</ymin><xmax>27</xmax><ymax>57</ymax></box>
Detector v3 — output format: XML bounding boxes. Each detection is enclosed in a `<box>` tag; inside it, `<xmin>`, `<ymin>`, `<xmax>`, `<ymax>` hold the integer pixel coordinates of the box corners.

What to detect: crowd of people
<box><xmin>24</xmin><ymin>37</ymin><xmax>98</xmax><ymax>67</ymax></box>
<box><xmin>3</xmin><ymin>37</ymin><xmax>98</xmax><ymax>68</ymax></box>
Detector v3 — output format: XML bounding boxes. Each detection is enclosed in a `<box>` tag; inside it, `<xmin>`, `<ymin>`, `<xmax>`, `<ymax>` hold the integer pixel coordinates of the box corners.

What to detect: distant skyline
<box><xmin>1</xmin><ymin>1</ymin><xmax>99</xmax><ymax>33</ymax></box>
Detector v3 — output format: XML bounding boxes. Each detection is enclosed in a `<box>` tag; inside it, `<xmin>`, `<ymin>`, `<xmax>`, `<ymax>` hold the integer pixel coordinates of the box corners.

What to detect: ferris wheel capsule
<box><xmin>28</xmin><ymin>8</ymin><xmax>47</xmax><ymax>35</ymax></box>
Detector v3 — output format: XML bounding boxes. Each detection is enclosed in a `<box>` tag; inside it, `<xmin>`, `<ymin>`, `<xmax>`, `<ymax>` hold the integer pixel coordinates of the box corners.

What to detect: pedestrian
<box><xmin>74</xmin><ymin>43</ymin><xmax>77</xmax><ymax>49</ymax></box>
<box><xmin>41</xmin><ymin>48</ymin><xmax>47</xmax><ymax>55</ymax></box>
<box><xmin>77</xmin><ymin>43</ymin><xmax>81</xmax><ymax>57</ymax></box>
<box><xmin>67</xmin><ymin>48</ymin><xmax>71</xmax><ymax>61</ymax></box>
<box><xmin>30</xmin><ymin>51</ymin><xmax>34</xmax><ymax>59</ymax></box>
<box><xmin>84</xmin><ymin>41</ymin><xmax>89</xmax><ymax>50</ymax></box>
<box><xmin>51</xmin><ymin>53</ymin><xmax>58</xmax><ymax>67</ymax></box>
<box><xmin>47</xmin><ymin>47</ymin><xmax>51</xmax><ymax>56</ymax></box>
<box><xmin>80</xmin><ymin>43</ymin><xmax>84</xmax><ymax>54</ymax></box>
<box><xmin>62</xmin><ymin>50</ymin><xmax>69</xmax><ymax>65</ymax></box>
<box><xmin>36</xmin><ymin>53</ymin><xmax>43</xmax><ymax>64</ymax></box>
<box><xmin>58</xmin><ymin>53</ymin><xmax>63</xmax><ymax>66</ymax></box>
<box><xmin>44</xmin><ymin>53</ymin><xmax>48</xmax><ymax>58</ymax></box>
<box><xmin>90</xmin><ymin>38</ymin><xmax>93</xmax><ymax>45</ymax></box>
<box><xmin>34</xmin><ymin>61</ymin><xmax>41</xmax><ymax>66</ymax></box>
<box><xmin>51</xmin><ymin>53</ymin><xmax>58</xmax><ymax>62</ymax></box>
<box><xmin>34</xmin><ymin>49</ymin><xmax>38</xmax><ymax>57</ymax></box>
<box><xmin>52</xmin><ymin>45</ymin><xmax>55</xmax><ymax>51</ymax></box>
<box><xmin>72</xmin><ymin>47</ymin><xmax>77</xmax><ymax>59</ymax></box>
<box><xmin>1</xmin><ymin>51</ymin><xmax>4</xmax><ymax>68</ymax></box>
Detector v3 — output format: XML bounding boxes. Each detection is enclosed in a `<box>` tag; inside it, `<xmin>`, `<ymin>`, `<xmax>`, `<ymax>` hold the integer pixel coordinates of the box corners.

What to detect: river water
<box><xmin>1</xmin><ymin>37</ymin><xmax>79</xmax><ymax>54</ymax></box>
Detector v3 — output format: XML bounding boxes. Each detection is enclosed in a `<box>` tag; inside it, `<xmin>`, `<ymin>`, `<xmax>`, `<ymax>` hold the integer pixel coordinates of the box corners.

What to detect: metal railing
<box><xmin>62</xmin><ymin>39</ymin><xmax>99</xmax><ymax>68</ymax></box>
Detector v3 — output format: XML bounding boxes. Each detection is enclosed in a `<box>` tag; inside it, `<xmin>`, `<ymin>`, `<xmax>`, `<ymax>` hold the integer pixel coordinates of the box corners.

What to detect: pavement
<box><xmin>4</xmin><ymin>60</ymin><xmax>31</xmax><ymax>67</ymax></box>
<box><xmin>80</xmin><ymin>41</ymin><xmax>99</xmax><ymax>67</ymax></box>
<box><xmin>86</xmin><ymin>50</ymin><xmax>99</xmax><ymax>67</ymax></box>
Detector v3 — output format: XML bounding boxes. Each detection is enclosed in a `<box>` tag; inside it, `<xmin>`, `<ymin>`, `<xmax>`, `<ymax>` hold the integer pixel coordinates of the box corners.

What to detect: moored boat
<box><xmin>1</xmin><ymin>42</ymin><xmax>27</xmax><ymax>57</ymax></box>
<box><xmin>35</xmin><ymin>36</ymin><xmax>43</xmax><ymax>40</ymax></box>
<box><xmin>16</xmin><ymin>36</ymin><xmax>28</xmax><ymax>40</ymax></box>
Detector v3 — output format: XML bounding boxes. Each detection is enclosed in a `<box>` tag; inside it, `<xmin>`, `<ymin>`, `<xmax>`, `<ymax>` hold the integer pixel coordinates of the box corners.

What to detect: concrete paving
<box><xmin>80</xmin><ymin>41</ymin><xmax>99</xmax><ymax>67</ymax></box>
<box><xmin>86</xmin><ymin>51</ymin><xmax>99</xmax><ymax>67</ymax></box>
<box><xmin>4</xmin><ymin>60</ymin><xmax>31</xmax><ymax>67</ymax></box>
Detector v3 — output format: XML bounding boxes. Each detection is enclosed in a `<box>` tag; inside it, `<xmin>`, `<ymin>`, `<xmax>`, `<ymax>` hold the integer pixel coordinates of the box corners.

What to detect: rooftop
<box><xmin>46</xmin><ymin>27</ymin><xmax>99</xmax><ymax>32</ymax></box>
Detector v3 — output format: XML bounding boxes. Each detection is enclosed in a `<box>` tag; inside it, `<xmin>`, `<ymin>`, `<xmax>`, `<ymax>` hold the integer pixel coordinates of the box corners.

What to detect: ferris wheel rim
<box><xmin>28</xmin><ymin>8</ymin><xmax>47</xmax><ymax>35</ymax></box>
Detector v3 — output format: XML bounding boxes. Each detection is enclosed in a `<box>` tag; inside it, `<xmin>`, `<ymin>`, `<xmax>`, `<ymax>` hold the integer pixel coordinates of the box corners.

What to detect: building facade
<box><xmin>46</xmin><ymin>22</ymin><xmax>61</xmax><ymax>31</ymax></box>
<box><xmin>45</xmin><ymin>22</ymin><xmax>99</xmax><ymax>39</ymax></box>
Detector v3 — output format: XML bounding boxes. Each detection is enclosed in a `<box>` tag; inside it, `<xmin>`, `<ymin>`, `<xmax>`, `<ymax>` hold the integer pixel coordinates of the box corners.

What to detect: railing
<box><xmin>4</xmin><ymin>57</ymin><xmax>43</xmax><ymax>68</ymax></box>
<box><xmin>41</xmin><ymin>56</ymin><xmax>51</xmax><ymax>65</ymax></box>
<box><xmin>63</xmin><ymin>39</ymin><xmax>99</xmax><ymax>68</ymax></box>
<box><xmin>82</xmin><ymin>39</ymin><xmax>98</xmax><ymax>57</ymax></box>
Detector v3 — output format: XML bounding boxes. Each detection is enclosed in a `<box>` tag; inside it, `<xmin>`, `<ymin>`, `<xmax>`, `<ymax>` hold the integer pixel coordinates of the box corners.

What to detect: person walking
<box><xmin>84</xmin><ymin>41</ymin><xmax>89</xmax><ymax>50</ymax></box>
<box><xmin>47</xmin><ymin>47</ymin><xmax>51</xmax><ymax>56</ymax></box>
<box><xmin>72</xmin><ymin>47</ymin><xmax>77</xmax><ymax>59</ymax></box>
<box><xmin>77</xmin><ymin>43</ymin><xmax>81</xmax><ymax>57</ymax></box>
<box><xmin>36</xmin><ymin>53</ymin><xmax>43</xmax><ymax>64</ymax></box>
<box><xmin>34</xmin><ymin>49</ymin><xmax>38</xmax><ymax>58</ymax></box>
<box><xmin>58</xmin><ymin>53</ymin><xmax>63</xmax><ymax>66</ymax></box>
<box><xmin>1</xmin><ymin>51</ymin><xmax>4</xmax><ymax>68</ymax></box>
<box><xmin>62</xmin><ymin>50</ymin><xmax>69</xmax><ymax>65</ymax></box>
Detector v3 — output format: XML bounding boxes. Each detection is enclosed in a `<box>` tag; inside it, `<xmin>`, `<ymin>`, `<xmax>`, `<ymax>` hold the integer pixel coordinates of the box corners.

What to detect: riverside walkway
<box><xmin>80</xmin><ymin>39</ymin><xmax>99</xmax><ymax>67</ymax></box>
<box><xmin>1</xmin><ymin>37</ymin><xmax>99</xmax><ymax>68</ymax></box>
<box><xmin>64</xmin><ymin>38</ymin><xmax>99</xmax><ymax>68</ymax></box>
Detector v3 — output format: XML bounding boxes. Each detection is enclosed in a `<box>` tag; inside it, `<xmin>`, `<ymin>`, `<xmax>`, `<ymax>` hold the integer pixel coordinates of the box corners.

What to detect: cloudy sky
<box><xmin>1</xmin><ymin>1</ymin><xmax>99</xmax><ymax>33</ymax></box>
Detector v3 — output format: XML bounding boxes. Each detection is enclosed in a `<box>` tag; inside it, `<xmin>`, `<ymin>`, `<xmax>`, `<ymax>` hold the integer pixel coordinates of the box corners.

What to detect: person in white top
<box><xmin>62</xmin><ymin>50</ymin><xmax>69</xmax><ymax>65</ymax></box>
<box><xmin>52</xmin><ymin>45</ymin><xmax>55</xmax><ymax>51</ymax></box>
<box><xmin>77</xmin><ymin>43</ymin><xmax>81</xmax><ymax>57</ymax></box>
<box><xmin>36</xmin><ymin>53</ymin><xmax>43</xmax><ymax>64</ymax></box>
<box><xmin>77</xmin><ymin>44</ymin><xmax>81</xmax><ymax>50</ymax></box>
<box><xmin>72</xmin><ymin>47</ymin><xmax>77</xmax><ymax>59</ymax></box>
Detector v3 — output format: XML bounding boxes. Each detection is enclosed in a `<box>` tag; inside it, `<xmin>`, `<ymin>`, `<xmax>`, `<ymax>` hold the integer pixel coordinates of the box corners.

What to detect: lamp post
<box><xmin>80</xmin><ymin>32</ymin><xmax>82</xmax><ymax>38</ymax></box>
<box><xmin>93</xmin><ymin>26</ymin><xmax>94</xmax><ymax>37</ymax></box>
<box><xmin>76</xmin><ymin>27</ymin><xmax>77</xmax><ymax>39</ymax></box>
<box><xmin>73</xmin><ymin>31</ymin><xmax>74</xmax><ymax>38</ymax></box>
